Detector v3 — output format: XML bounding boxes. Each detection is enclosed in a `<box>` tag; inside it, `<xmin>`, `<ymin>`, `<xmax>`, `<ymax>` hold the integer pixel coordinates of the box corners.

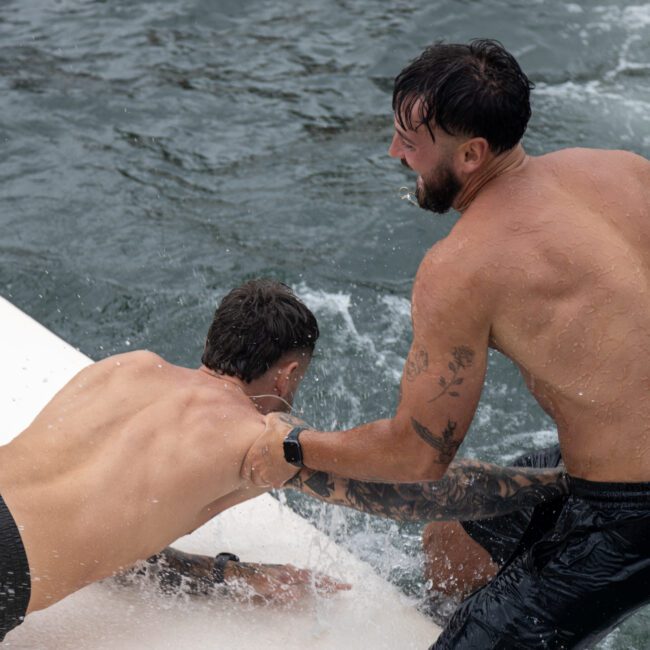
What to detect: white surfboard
<box><xmin>0</xmin><ymin>296</ymin><xmax>440</xmax><ymax>649</ymax></box>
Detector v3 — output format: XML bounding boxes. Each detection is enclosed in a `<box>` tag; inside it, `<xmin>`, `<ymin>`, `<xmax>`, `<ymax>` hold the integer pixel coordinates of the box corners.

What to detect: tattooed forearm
<box><xmin>289</xmin><ymin>461</ymin><xmax>568</xmax><ymax>523</ymax></box>
<box><xmin>428</xmin><ymin>346</ymin><xmax>475</xmax><ymax>402</ymax></box>
<box><xmin>411</xmin><ymin>418</ymin><xmax>461</xmax><ymax>465</ymax></box>
<box><xmin>304</xmin><ymin>471</ymin><xmax>336</xmax><ymax>499</ymax></box>
<box><xmin>117</xmin><ymin>547</ymin><xmax>218</xmax><ymax>596</ymax></box>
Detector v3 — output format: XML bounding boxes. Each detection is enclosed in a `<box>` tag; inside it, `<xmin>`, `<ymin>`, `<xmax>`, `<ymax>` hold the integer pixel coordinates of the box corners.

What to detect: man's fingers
<box><xmin>314</xmin><ymin>574</ymin><xmax>352</xmax><ymax>593</ymax></box>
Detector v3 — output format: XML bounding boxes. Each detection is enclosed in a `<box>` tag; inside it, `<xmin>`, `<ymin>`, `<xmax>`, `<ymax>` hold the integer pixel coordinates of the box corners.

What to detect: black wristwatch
<box><xmin>283</xmin><ymin>426</ymin><xmax>307</xmax><ymax>467</ymax></box>
<box><xmin>213</xmin><ymin>552</ymin><xmax>240</xmax><ymax>584</ymax></box>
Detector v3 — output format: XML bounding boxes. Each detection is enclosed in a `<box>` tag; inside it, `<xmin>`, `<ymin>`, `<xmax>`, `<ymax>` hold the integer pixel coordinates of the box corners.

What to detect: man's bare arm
<box><xmin>287</xmin><ymin>461</ymin><xmax>568</xmax><ymax>522</ymax></box>
<box><xmin>118</xmin><ymin>547</ymin><xmax>349</xmax><ymax>603</ymax></box>
<box><xmin>242</xmin><ymin>244</ymin><xmax>495</xmax><ymax>487</ymax></box>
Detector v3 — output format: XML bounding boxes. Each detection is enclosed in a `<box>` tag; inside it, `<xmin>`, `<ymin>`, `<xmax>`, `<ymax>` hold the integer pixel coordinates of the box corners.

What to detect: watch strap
<box><xmin>213</xmin><ymin>552</ymin><xmax>240</xmax><ymax>584</ymax></box>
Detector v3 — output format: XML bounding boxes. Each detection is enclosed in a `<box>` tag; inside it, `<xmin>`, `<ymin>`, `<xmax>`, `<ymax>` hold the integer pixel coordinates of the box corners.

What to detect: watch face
<box><xmin>283</xmin><ymin>439</ymin><xmax>303</xmax><ymax>466</ymax></box>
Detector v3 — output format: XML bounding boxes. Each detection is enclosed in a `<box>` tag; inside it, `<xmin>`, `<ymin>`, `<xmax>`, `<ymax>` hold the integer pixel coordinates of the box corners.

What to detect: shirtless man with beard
<box><xmin>244</xmin><ymin>40</ymin><xmax>650</xmax><ymax>648</ymax></box>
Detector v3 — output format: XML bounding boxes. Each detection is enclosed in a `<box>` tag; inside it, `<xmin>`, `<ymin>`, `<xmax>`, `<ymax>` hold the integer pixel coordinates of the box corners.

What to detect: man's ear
<box><xmin>274</xmin><ymin>360</ymin><xmax>300</xmax><ymax>397</ymax></box>
<box><xmin>456</xmin><ymin>137</ymin><xmax>490</xmax><ymax>174</ymax></box>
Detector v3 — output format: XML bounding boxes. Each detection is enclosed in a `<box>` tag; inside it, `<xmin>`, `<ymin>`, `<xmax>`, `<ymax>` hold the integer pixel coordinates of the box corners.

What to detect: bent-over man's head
<box><xmin>389</xmin><ymin>39</ymin><xmax>534</xmax><ymax>213</ymax></box>
<box><xmin>202</xmin><ymin>279</ymin><xmax>319</xmax><ymax>413</ymax></box>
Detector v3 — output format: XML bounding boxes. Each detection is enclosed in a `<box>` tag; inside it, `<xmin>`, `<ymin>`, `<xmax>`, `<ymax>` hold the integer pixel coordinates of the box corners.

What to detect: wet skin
<box><xmin>0</xmin><ymin>350</ymin><xmax>322</xmax><ymax>613</ymax></box>
<box><xmin>244</xmin><ymin>115</ymin><xmax>650</xmax><ymax>487</ymax></box>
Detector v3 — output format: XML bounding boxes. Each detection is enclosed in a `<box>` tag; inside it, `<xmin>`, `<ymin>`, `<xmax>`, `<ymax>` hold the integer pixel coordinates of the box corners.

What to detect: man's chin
<box><xmin>415</xmin><ymin>185</ymin><xmax>438</xmax><ymax>212</ymax></box>
<box><xmin>415</xmin><ymin>185</ymin><xmax>456</xmax><ymax>214</ymax></box>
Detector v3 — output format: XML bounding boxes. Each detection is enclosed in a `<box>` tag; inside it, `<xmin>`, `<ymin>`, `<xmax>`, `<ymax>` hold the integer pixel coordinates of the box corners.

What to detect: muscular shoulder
<box><xmin>551</xmin><ymin>147</ymin><xmax>649</xmax><ymax>182</ymax></box>
<box><xmin>83</xmin><ymin>350</ymin><xmax>167</xmax><ymax>384</ymax></box>
<box><xmin>97</xmin><ymin>349</ymin><xmax>164</xmax><ymax>370</ymax></box>
<box><xmin>413</xmin><ymin>233</ymin><xmax>497</xmax><ymax>327</ymax></box>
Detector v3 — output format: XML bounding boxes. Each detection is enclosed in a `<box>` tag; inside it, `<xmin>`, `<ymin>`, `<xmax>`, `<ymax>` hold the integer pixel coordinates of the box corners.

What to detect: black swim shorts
<box><xmin>431</xmin><ymin>476</ymin><xmax>650</xmax><ymax>649</ymax></box>
<box><xmin>460</xmin><ymin>444</ymin><xmax>564</xmax><ymax>566</ymax></box>
<box><xmin>0</xmin><ymin>494</ymin><xmax>31</xmax><ymax>641</ymax></box>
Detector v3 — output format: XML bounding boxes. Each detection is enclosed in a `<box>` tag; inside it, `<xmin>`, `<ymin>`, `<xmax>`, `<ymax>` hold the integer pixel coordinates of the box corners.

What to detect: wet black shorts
<box><xmin>0</xmin><ymin>494</ymin><xmax>31</xmax><ymax>641</ymax></box>
<box><xmin>432</xmin><ymin>476</ymin><xmax>650</xmax><ymax>649</ymax></box>
<box><xmin>460</xmin><ymin>444</ymin><xmax>564</xmax><ymax>566</ymax></box>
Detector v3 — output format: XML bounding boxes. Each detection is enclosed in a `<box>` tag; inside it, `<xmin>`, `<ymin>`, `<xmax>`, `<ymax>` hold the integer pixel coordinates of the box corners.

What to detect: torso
<box><xmin>0</xmin><ymin>351</ymin><xmax>266</xmax><ymax>611</ymax></box>
<box><xmin>453</xmin><ymin>148</ymin><xmax>650</xmax><ymax>482</ymax></box>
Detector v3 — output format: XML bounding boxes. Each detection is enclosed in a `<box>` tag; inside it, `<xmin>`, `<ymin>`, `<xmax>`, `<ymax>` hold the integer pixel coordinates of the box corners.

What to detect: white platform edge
<box><xmin>0</xmin><ymin>296</ymin><xmax>440</xmax><ymax>649</ymax></box>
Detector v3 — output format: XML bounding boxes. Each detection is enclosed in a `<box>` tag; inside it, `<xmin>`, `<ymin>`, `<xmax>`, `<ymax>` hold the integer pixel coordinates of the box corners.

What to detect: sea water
<box><xmin>1</xmin><ymin>1</ymin><xmax>649</xmax><ymax>647</ymax></box>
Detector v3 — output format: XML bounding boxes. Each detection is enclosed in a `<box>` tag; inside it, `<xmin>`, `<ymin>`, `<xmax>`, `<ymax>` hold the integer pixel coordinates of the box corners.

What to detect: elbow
<box><xmin>388</xmin><ymin>417</ymin><xmax>451</xmax><ymax>482</ymax></box>
<box><xmin>394</xmin><ymin>417</ymin><xmax>464</xmax><ymax>483</ymax></box>
<box><xmin>388</xmin><ymin>440</ymin><xmax>449</xmax><ymax>482</ymax></box>
<box><xmin>412</xmin><ymin>456</ymin><xmax>448</xmax><ymax>482</ymax></box>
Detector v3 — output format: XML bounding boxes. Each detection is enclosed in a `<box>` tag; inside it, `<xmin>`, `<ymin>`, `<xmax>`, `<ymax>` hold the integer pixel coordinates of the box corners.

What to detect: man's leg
<box><xmin>431</xmin><ymin>479</ymin><xmax>650</xmax><ymax>649</ymax></box>
<box><xmin>422</xmin><ymin>520</ymin><xmax>497</xmax><ymax>600</ymax></box>
<box><xmin>423</xmin><ymin>444</ymin><xmax>563</xmax><ymax>606</ymax></box>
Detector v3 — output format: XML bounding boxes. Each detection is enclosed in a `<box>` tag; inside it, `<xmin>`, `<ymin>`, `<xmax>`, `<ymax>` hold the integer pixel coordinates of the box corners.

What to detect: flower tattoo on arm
<box><xmin>429</xmin><ymin>346</ymin><xmax>475</xmax><ymax>402</ymax></box>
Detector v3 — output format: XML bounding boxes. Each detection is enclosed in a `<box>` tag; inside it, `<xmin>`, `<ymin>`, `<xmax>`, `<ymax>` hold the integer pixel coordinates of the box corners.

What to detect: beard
<box><xmin>414</xmin><ymin>163</ymin><xmax>462</xmax><ymax>214</ymax></box>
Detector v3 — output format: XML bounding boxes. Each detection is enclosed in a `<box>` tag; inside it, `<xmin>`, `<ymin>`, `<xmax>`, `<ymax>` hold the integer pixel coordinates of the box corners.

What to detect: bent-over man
<box><xmin>0</xmin><ymin>279</ymin><xmax>347</xmax><ymax>640</ymax></box>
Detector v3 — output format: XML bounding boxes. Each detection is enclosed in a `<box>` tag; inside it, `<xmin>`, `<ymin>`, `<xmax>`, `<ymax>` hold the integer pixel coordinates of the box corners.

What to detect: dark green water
<box><xmin>1</xmin><ymin>1</ymin><xmax>649</xmax><ymax>647</ymax></box>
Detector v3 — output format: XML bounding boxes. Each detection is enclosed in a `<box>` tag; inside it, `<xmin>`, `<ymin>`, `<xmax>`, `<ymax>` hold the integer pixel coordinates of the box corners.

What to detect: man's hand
<box><xmin>224</xmin><ymin>561</ymin><xmax>351</xmax><ymax>606</ymax></box>
<box><xmin>116</xmin><ymin>547</ymin><xmax>350</xmax><ymax>605</ymax></box>
<box><xmin>241</xmin><ymin>413</ymin><xmax>309</xmax><ymax>488</ymax></box>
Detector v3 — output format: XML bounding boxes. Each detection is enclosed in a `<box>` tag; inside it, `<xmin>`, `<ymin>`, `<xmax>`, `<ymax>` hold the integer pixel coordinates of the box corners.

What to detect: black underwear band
<box><xmin>0</xmin><ymin>494</ymin><xmax>31</xmax><ymax>641</ymax></box>
<box><xmin>568</xmin><ymin>475</ymin><xmax>650</xmax><ymax>503</ymax></box>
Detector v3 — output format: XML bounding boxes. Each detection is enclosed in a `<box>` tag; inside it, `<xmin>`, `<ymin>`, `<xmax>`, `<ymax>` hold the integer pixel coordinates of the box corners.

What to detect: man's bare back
<box><xmin>0</xmin><ymin>350</ymin><xmax>266</xmax><ymax>611</ymax></box>
<box><xmin>455</xmin><ymin>147</ymin><xmax>650</xmax><ymax>480</ymax></box>
<box><xmin>246</xmin><ymin>147</ymin><xmax>650</xmax><ymax>487</ymax></box>
<box><xmin>0</xmin><ymin>279</ymin><xmax>329</xmax><ymax>634</ymax></box>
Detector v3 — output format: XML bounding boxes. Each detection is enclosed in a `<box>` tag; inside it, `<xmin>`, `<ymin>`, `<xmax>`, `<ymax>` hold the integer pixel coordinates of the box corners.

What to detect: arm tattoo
<box><xmin>118</xmin><ymin>547</ymin><xmax>217</xmax><ymax>596</ymax></box>
<box><xmin>277</xmin><ymin>413</ymin><xmax>314</xmax><ymax>430</ymax></box>
<box><xmin>428</xmin><ymin>346</ymin><xmax>475</xmax><ymax>402</ymax></box>
<box><xmin>405</xmin><ymin>347</ymin><xmax>429</xmax><ymax>382</ymax></box>
<box><xmin>290</xmin><ymin>461</ymin><xmax>569</xmax><ymax>523</ymax></box>
<box><xmin>304</xmin><ymin>471</ymin><xmax>335</xmax><ymax>498</ymax></box>
<box><xmin>411</xmin><ymin>418</ymin><xmax>461</xmax><ymax>465</ymax></box>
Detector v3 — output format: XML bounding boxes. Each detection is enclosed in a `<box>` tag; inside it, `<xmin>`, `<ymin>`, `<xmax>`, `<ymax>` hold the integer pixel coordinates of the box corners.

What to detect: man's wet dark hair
<box><xmin>393</xmin><ymin>39</ymin><xmax>534</xmax><ymax>154</ymax></box>
<box><xmin>202</xmin><ymin>279</ymin><xmax>319</xmax><ymax>383</ymax></box>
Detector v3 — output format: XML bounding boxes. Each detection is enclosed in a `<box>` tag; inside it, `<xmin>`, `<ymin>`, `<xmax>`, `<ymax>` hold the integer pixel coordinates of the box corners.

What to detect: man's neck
<box><xmin>199</xmin><ymin>366</ymin><xmax>248</xmax><ymax>395</ymax></box>
<box><xmin>198</xmin><ymin>366</ymin><xmax>283</xmax><ymax>414</ymax></box>
<box><xmin>453</xmin><ymin>145</ymin><xmax>527</xmax><ymax>213</ymax></box>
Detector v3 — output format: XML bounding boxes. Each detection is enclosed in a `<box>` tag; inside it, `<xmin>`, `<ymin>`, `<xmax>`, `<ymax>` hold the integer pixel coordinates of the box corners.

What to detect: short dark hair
<box><xmin>202</xmin><ymin>279</ymin><xmax>319</xmax><ymax>383</ymax></box>
<box><xmin>393</xmin><ymin>39</ymin><xmax>534</xmax><ymax>154</ymax></box>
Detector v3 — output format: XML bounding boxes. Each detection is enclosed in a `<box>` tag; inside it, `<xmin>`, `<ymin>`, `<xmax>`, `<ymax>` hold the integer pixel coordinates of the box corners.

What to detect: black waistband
<box><xmin>0</xmin><ymin>494</ymin><xmax>31</xmax><ymax>640</ymax></box>
<box><xmin>568</xmin><ymin>476</ymin><xmax>650</xmax><ymax>503</ymax></box>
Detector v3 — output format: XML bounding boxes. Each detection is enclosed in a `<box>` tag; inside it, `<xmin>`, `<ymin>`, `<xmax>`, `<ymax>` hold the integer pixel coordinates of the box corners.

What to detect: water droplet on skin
<box><xmin>116</xmin><ymin>361</ymin><xmax>121</xmax><ymax>366</ymax></box>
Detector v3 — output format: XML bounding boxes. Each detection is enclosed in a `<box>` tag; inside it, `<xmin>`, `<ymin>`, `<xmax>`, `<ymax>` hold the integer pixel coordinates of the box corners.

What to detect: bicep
<box><xmin>394</xmin><ymin>251</ymin><xmax>490</xmax><ymax>469</ymax></box>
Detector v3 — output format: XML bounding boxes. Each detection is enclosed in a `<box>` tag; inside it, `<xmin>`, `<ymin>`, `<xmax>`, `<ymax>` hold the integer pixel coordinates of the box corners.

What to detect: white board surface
<box><xmin>0</xmin><ymin>296</ymin><xmax>440</xmax><ymax>649</ymax></box>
